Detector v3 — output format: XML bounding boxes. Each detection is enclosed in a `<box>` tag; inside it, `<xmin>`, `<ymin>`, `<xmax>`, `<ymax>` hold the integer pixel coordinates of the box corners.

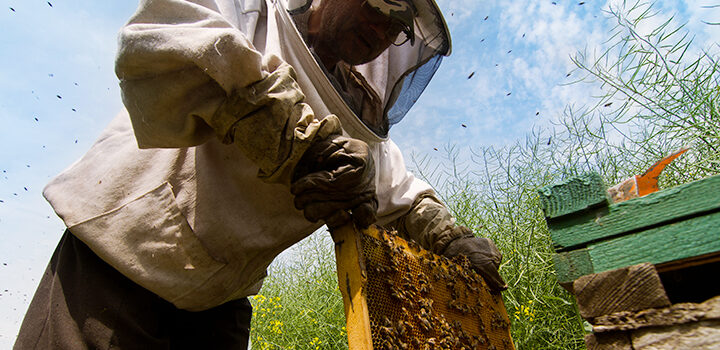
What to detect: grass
<box><xmin>250</xmin><ymin>232</ymin><xmax>347</xmax><ymax>350</ymax></box>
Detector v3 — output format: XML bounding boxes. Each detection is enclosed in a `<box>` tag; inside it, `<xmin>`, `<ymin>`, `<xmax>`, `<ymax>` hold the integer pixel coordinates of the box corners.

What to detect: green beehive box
<box><xmin>538</xmin><ymin>173</ymin><xmax>720</xmax><ymax>285</ymax></box>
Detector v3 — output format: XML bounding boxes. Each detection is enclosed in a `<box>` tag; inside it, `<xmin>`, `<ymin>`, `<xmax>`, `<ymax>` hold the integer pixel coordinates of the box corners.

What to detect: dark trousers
<box><xmin>14</xmin><ymin>230</ymin><xmax>252</xmax><ymax>350</ymax></box>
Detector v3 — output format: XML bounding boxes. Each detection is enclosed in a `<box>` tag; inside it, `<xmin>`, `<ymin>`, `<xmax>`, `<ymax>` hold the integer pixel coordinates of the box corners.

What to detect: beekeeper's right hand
<box><xmin>291</xmin><ymin>135</ymin><xmax>378</xmax><ymax>230</ymax></box>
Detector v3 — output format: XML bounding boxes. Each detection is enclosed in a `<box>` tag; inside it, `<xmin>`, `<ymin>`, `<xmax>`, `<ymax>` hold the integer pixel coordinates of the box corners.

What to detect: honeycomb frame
<box><xmin>332</xmin><ymin>224</ymin><xmax>515</xmax><ymax>350</ymax></box>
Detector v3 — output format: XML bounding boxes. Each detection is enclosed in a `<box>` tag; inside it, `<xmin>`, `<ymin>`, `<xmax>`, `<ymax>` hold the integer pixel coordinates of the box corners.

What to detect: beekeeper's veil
<box><xmin>287</xmin><ymin>0</ymin><xmax>451</xmax><ymax>138</ymax></box>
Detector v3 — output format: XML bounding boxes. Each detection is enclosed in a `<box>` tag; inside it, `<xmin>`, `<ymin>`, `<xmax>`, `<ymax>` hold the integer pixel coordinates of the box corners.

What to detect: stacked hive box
<box><xmin>539</xmin><ymin>173</ymin><xmax>720</xmax><ymax>349</ymax></box>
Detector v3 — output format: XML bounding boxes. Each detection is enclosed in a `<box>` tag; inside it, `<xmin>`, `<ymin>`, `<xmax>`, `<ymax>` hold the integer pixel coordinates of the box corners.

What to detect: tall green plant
<box><xmin>250</xmin><ymin>232</ymin><xmax>348</xmax><ymax>350</ymax></box>
<box><xmin>568</xmin><ymin>0</ymin><xmax>720</xmax><ymax>186</ymax></box>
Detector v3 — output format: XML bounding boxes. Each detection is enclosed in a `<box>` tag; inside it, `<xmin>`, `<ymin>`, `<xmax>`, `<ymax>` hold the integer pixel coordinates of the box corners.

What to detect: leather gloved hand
<box><xmin>442</xmin><ymin>226</ymin><xmax>508</xmax><ymax>292</ymax></box>
<box><xmin>291</xmin><ymin>134</ymin><xmax>377</xmax><ymax>229</ymax></box>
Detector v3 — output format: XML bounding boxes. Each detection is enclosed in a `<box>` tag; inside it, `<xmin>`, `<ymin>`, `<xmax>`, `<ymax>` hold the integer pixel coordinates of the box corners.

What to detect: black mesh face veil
<box><xmin>287</xmin><ymin>0</ymin><xmax>452</xmax><ymax>138</ymax></box>
<box><xmin>386</xmin><ymin>53</ymin><xmax>444</xmax><ymax>127</ymax></box>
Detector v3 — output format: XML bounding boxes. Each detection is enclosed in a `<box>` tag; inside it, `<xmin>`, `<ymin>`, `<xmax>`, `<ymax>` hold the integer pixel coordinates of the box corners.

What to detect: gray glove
<box><xmin>291</xmin><ymin>135</ymin><xmax>377</xmax><ymax>229</ymax></box>
<box><xmin>442</xmin><ymin>226</ymin><xmax>508</xmax><ymax>292</ymax></box>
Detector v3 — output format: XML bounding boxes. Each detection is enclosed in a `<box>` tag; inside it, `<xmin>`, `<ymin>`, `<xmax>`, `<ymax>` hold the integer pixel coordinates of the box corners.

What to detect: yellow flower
<box><xmin>268</xmin><ymin>319</ymin><xmax>284</xmax><ymax>334</ymax></box>
<box><xmin>310</xmin><ymin>336</ymin><xmax>322</xmax><ymax>346</ymax></box>
<box><xmin>514</xmin><ymin>303</ymin><xmax>535</xmax><ymax>322</ymax></box>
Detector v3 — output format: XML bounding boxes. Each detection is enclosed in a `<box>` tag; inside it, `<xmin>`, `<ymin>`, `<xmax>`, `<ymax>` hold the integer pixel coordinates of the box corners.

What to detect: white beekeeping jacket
<box><xmin>42</xmin><ymin>0</ymin><xmax>451</xmax><ymax>311</ymax></box>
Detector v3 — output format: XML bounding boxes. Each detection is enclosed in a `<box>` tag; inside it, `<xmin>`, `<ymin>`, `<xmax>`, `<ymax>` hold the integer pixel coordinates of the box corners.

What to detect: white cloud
<box><xmin>679</xmin><ymin>0</ymin><xmax>720</xmax><ymax>51</ymax></box>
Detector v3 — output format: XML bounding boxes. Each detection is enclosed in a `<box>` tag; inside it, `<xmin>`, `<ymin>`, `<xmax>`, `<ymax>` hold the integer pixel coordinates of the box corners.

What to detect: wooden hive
<box><xmin>331</xmin><ymin>224</ymin><xmax>515</xmax><ymax>350</ymax></box>
<box><xmin>538</xmin><ymin>173</ymin><xmax>720</xmax><ymax>349</ymax></box>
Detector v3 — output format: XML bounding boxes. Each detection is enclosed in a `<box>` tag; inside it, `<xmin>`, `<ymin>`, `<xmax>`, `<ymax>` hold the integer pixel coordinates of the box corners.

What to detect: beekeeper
<box><xmin>15</xmin><ymin>0</ymin><xmax>507</xmax><ymax>348</ymax></box>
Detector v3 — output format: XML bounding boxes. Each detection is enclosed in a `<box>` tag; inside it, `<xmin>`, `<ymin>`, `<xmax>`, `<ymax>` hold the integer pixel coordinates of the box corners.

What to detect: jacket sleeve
<box><xmin>375</xmin><ymin>140</ymin><xmax>465</xmax><ymax>253</ymax></box>
<box><xmin>115</xmin><ymin>0</ymin><xmax>340</xmax><ymax>183</ymax></box>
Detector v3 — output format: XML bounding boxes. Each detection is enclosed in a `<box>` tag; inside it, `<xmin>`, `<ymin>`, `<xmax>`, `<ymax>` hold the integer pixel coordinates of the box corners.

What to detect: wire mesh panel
<box><xmin>333</xmin><ymin>224</ymin><xmax>514</xmax><ymax>350</ymax></box>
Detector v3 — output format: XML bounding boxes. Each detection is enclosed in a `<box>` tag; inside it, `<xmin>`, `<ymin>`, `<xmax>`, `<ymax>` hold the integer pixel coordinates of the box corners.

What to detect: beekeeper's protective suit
<box><xmin>15</xmin><ymin>0</ymin><xmax>506</xmax><ymax>348</ymax></box>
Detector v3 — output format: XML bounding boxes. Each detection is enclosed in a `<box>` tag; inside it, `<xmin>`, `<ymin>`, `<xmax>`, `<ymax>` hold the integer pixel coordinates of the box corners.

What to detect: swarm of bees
<box><xmin>361</xmin><ymin>229</ymin><xmax>513</xmax><ymax>350</ymax></box>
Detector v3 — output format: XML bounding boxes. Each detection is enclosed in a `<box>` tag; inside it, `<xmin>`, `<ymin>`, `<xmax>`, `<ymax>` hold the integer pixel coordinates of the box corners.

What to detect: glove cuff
<box><xmin>208</xmin><ymin>61</ymin><xmax>343</xmax><ymax>184</ymax></box>
<box><xmin>436</xmin><ymin>225</ymin><xmax>474</xmax><ymax>255</ymax></box>
<box><xmin>211</xmin><ymin>63</ymin><xmax>303</xmax><ymax>143</ymax></box>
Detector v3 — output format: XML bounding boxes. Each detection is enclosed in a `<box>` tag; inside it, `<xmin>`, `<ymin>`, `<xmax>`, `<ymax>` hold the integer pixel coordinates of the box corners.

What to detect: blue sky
<box><xmin>1</xmin><ymin>0</ymin><xmax>718</xmax><ymax>346</ymax></box>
